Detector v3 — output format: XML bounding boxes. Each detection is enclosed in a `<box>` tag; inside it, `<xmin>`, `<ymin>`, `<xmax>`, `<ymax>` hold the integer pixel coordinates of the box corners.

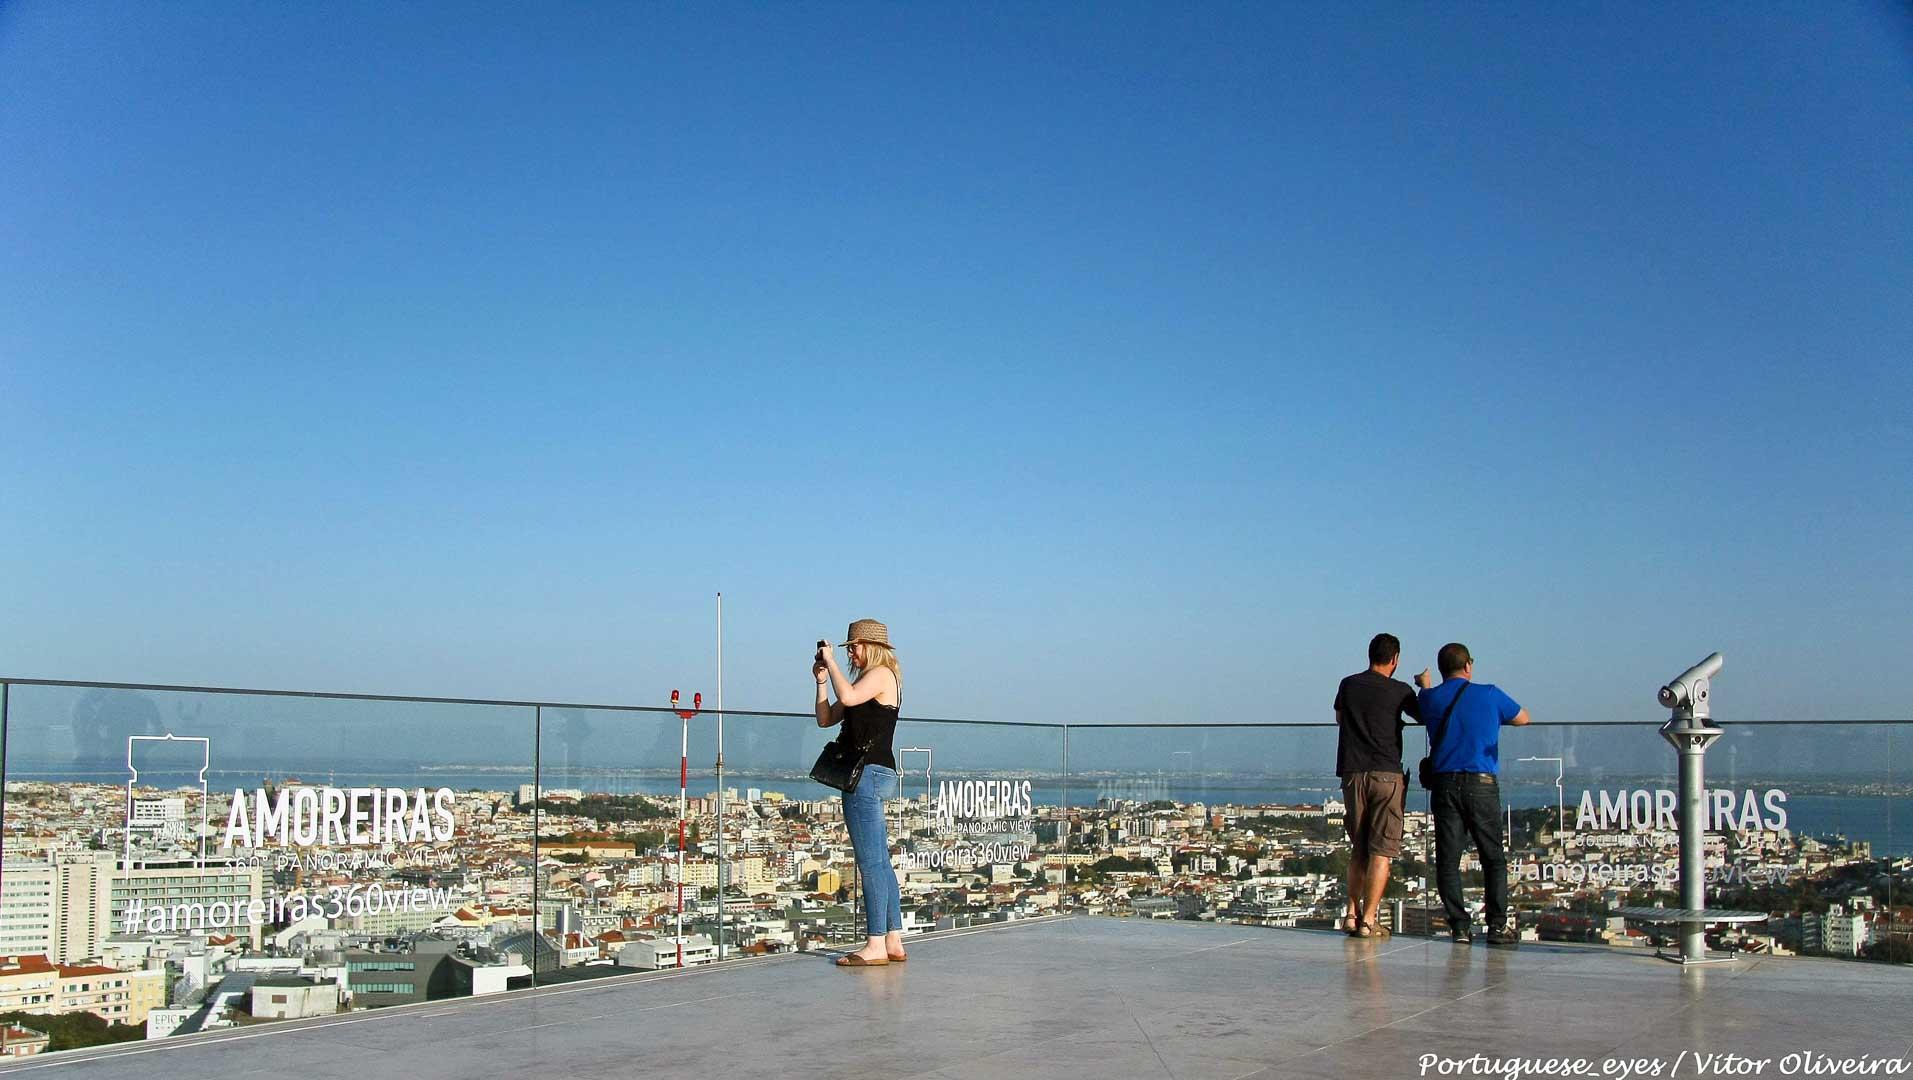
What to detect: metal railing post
<box><xmin>532</xmin><ymin>704</ymin><xmax>541</xmax><ymax>984</ymax></box>
<box><xmin>2</xmin><ymin>681</ymin><xmax>9</xmax><ymax>891</ymax></box>
<box><xmin>1061</xmin><ymin>723</ymin><xmax>1070</xmax><ymax>858</ymax></box>
<box><xmin>715</xmin><ymin>594</ymin><xmax>725</xmax><ymax>962</ymax></box>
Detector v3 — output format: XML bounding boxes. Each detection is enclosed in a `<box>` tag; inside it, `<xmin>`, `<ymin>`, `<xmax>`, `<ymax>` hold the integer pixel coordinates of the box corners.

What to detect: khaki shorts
<box><xmin>1341</xmin><ymin>770</ymin><xmax>1406</xmax><ymax>860</ymax></box>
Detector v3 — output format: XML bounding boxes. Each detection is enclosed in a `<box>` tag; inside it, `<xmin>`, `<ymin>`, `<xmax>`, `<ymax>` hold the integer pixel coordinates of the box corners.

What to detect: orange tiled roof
<box><xmin>59</xmin><ymin>964</ymin><xmax>120</xmax><ymax>978</ymax></box>
<box><xmin>0</xmin><ymin>955</ymin><xmax>56</xmax><ymax>975</ymax></box>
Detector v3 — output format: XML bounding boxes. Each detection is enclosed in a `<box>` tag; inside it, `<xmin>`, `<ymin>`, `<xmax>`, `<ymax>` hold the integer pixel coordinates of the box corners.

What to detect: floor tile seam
<box><xmin>887</xmin><ymin>1013</ymin><xmax>1148</xmax><ymax>1080</ymax></box>
<box><xmin>1579</xmin><ymin>979</ymin><xmax>1729</xmax><ymax>1065</ymax></box>
<box><xmin>1132</xmin><ymin>1012</ymin><xmax>1180</xmax><ymax>1080</ymax></box>
<box><xmin>1245</xmin><ymin>978</ymin><xmax>1506</xmax><ymax>1077</ymax></box>
<box><xmin>450</xmin><ymin>986</ymin><xmax>765</xmax><ymax>1045</ymax></box>
<box><xmin>882</xmin><ymin>965</ymin><xmax>1307</xmax><ymax>1079</ymax></box>
<box><xmin>1104</xmin><ymin>940</ymin><xmax>1428</xmax><ymax>1031</ymax></box>
<box><xmin>1129</xmin><ymin>945</ymin><xmax>1511</xmax><ymax>1080</ymax></box>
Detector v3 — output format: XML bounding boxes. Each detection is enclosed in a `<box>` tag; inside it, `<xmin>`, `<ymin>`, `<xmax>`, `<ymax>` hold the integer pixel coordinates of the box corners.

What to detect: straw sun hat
<box><xmin>842</xmin><ymin>619</ymin><xmax>892</xmax><ymax>649</ymax></box>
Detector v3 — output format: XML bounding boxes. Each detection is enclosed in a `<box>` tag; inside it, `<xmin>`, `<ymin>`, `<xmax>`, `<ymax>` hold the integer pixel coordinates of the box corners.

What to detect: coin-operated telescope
<box><xmin>1639</xmin><ymin>651</ymin><xmax>1766</xmax><ymax>965</ymax></box>
<box><xmin>1658</xmin><ymin>651</ymin><xmax>1723</xmax><ymax>723</ymax></box>
<box><xmin>1620</xmin><ymin>653</ymin><xmax>1764</xmax><ymax>964</ymax></box>
<box><xmin>1659</xmin><ymin>653</ymin><xmax>1725</xmax><ymax>963</ymax></box>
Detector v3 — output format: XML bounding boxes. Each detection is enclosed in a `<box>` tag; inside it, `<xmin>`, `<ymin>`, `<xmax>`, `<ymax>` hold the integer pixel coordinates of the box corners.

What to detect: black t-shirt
<box><xmin>1334</xmin><ymin>669</ymin><xmax>1421</xmax><ymax>777</ymax></box>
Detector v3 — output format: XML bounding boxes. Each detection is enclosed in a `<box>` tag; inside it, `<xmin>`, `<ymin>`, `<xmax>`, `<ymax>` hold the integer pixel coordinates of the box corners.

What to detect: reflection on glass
<box><xmin>1060</xmin><ymin>722</ymin><xmax>1909</xmax><ymax>964</ymax></box>
<box><xmin>1</xmin><ymin>684</ymin><xmax>535</xmax><ymax>1053</ymax></box>
<box><xmin>526</xmin><ymin>710</ymin><xmax>1069</xmax><ymax>980</ymax></box>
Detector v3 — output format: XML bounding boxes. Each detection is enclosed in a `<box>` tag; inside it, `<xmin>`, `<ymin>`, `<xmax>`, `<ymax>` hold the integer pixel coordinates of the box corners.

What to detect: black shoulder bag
<box><xmin>809</xmin><ymin>731</ymin><xmax>869</xmax><ymax>794</ymax></box>
<box><xmin>1418</xmin><ymin>683</ymin><xmax>1469</xmax><ymax>790</ymax></box>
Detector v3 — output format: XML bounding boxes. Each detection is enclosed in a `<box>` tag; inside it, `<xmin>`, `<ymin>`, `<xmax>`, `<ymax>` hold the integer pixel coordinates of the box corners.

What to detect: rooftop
<box><xmin>8</xmin><ymin>916</ymin><xmax>1908</xmax><ymax>1079</ymax></box>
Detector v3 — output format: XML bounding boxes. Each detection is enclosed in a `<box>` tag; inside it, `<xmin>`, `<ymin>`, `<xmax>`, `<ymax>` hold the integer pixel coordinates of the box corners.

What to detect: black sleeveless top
<box><xmin>839</xmin><ymin>698</ymin><xmax>899</xmax><ymax>771</ymax></box>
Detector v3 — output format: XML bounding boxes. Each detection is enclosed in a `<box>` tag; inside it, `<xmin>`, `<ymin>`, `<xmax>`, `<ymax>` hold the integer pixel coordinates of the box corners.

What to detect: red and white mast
<box><xmin>670</xmin><ymin>689</ymin><xmax>701</xmax><ymax>969</ymax></box>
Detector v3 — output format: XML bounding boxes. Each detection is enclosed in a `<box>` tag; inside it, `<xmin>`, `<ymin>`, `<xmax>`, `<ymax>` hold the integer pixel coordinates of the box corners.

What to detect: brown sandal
<box><xmin>887</xmin><ymin>952</ymin><xmax>907</xmax><ymax>962</ymax></box>
<box><xmin>1356</xmin><ymin>918</ymin><xmax>1390</xmax><ymax>939</ymax></box>
<box><xmin>835</xmin><ymin>953</ymin><xmax>889</xmax><ymax>967</ymax></box>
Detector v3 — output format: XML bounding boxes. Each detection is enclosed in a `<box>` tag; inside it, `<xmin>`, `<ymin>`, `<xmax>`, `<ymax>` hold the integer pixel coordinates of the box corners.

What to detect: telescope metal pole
<box><xmin>1675</xmin><ymin>727</ymin><xmax>1708</xmax><ymax>961</ymax></box>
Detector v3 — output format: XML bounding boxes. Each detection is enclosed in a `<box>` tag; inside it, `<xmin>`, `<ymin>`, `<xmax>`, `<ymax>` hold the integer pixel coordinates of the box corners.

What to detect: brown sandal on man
<box><xmin>835</xmin><ymin>953</ymin><xmax>889</xmax><ymax>967</ymax></box>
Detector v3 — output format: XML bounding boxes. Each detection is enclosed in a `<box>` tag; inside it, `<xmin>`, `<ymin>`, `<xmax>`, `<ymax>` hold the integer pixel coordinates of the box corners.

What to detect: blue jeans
<box><xmin>844</xmin><ymin>764</ymin><xmax>903</xmax><ymax>936</ymax></box>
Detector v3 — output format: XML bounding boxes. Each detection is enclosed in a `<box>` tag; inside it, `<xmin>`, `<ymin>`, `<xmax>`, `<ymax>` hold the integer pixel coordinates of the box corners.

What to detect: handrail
<box><xmin>0</xmin><ymin>677</ymin><xmax>1904</xmax><ymax>727</ymax></box>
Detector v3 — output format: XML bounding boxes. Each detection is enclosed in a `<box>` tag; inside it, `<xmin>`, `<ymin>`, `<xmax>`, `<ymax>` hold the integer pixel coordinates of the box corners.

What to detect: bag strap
<box><xmin>1427</xmin><ymin>682</ymin><xmax>1470</xmax><ymax>759</ymax></box>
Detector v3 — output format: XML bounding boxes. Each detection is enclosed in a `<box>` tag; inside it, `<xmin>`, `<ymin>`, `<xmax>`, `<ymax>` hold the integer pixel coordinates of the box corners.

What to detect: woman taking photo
<box><xmin>814</xmin><ymin>618</ymin><xmax>905</xmax><ymax>967</ymax></box>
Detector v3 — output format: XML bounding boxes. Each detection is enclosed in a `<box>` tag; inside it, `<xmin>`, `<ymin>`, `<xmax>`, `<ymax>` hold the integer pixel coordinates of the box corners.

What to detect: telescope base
<box><xmin>1653</xmin><ymin>948</ymin><xmax>1740</xmax><ymax>966</ymax></box>
<box><xmin>1613</xmin><ymin>908</ymin><xmax>1767</xmax><ymax>967</ymax></box>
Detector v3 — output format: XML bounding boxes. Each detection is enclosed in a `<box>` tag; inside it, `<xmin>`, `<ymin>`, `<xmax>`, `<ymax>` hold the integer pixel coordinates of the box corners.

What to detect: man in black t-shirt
<box><xmin>1333</xmin><ymin>633</ymin><xmax>1427</xmax><ymax>937</ymax></box>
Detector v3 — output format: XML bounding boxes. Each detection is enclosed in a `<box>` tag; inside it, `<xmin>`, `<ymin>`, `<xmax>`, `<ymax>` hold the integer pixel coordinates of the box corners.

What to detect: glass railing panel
<box><xmin>1495</xmin><ymin>720</ymin><xmax>1905</xmax><ymax>960</ymax></box>
<box><xmin>527</xmin><ymin>704</ymin><xmax>1067</xmax><ymax>973</ymax></box>
<box><xmin>886</xmin><ymin>717</ymin><xmax>1066</xmax><ymax>932</ymax></box>
<box><xmin>701</xmin><ymin>708</ymin><xmax>870</xmax><ymax>955</ymax></box>
<box><xmin>1892</xmin><ymin>722</ymin><xmax>1904</xmax><ymax>960</ymax></box>
<box><xmin>1664</xmin><ymin>720</ymin><xmax>1904</xmax><ymax>963</ymax></box>
<box><xmin>1060</xmin><ymin>724</ymin><xmax>1362</xmax><ymax>927</ymax></box>
<box><xmin>0</xmin><ymin>681</ymin><xmax>537</xmax><ymax>1054</ymax></box>
<box><xmin>530</xmin><ymin>703</ymin><xmax>694</xmax><ymax>981</ymax></box>
<box><xmin>1057</xmin><ymin>719</ymin><xmax>1908</xmax><ymax>964</ymax></box>
<box><xmin>1494</xmin><ymin>722</ymin><xmax>1658</xmax><ymax>943</ymax></box>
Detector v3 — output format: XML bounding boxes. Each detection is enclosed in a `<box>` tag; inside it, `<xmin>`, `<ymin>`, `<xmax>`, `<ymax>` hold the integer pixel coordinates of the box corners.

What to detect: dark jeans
<box><xmin>1432</xmin><ymin>772</ymin><xmax>1508</xmax><ymax>933</ymax></box>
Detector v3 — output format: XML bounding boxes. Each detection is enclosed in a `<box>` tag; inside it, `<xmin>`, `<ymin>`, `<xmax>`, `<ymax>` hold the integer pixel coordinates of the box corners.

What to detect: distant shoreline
<box><xmin>7</xmin><ymin>766</ymin><xmax>1904</xmax><ymax>856</ymax></box>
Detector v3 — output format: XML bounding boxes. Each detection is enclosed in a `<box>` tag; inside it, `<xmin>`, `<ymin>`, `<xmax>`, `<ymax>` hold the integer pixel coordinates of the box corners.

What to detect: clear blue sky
<box><xmin>2</xmin><ymin>4</ymin><xmax>1907</xmax><ymax>728</ymax></box>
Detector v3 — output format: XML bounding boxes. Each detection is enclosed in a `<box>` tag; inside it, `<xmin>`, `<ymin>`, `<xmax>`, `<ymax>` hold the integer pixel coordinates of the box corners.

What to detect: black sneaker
<box><xmin>1485</xmin><ymin>926</ymin><xmax>1520</xmax><ymax>946</ymax></box>
<box><xmin>1451</xmin><ymin>926</ymin><xmax>1474</xmax><ymax>945</ymax></box>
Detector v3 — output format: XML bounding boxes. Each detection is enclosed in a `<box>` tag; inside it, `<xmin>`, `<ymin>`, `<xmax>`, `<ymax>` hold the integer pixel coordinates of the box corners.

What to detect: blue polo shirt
<box><xmin>1418</xmin><ymin>678</ymin><xmax>1523</xmax><ymax>775</ymax></box>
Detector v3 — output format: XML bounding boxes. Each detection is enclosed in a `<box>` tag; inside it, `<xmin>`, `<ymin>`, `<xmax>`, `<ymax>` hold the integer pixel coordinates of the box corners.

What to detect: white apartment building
<box><xmin>0</xmin><ymin>955</ymin><xmax>168</xmax><ymax>1026</ymax></box>
<box><xmin>0</xmin><ymin>865</ymin><xmax>56</xmax><ymax>959</ymax></box>
<box><xmin>0</xmin><ymin>854</ymin><xmax>267</xmax><ymax>963</ymax></box>
<box><xmin>615</xmin><ymin>934</ymin><xmax>717</xmax><ymax>970</ymax></box>
<box><xmin>1822</xmin><ymin>904</ymin><xmax>1869</xmax><ymax>957</ymax></box>
<box><xmin>720</xmin><ymin>855</ymin><xmax>777</xmax><ymax>894</ymax></box>
<box><xmin>248</xmin><ymin>976</ymin><xmax>340</xmax><ymax>1020</ymax></box>
<box><xmin>670</xmin><ymin>860</ymin><xmax>720</xmax><ymax>889</ymax></box>
<box><xmin>127</xmin><ymin>798</ymin><xmax>188</xmax><ymax>832</ymax></box>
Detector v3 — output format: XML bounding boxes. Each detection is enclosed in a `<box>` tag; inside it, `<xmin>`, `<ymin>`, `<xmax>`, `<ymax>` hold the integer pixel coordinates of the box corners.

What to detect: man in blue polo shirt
<box><xmin>1415</xmin><ymin>642</ymin><xmax>1530</xmax><ymax>945</ymax></box>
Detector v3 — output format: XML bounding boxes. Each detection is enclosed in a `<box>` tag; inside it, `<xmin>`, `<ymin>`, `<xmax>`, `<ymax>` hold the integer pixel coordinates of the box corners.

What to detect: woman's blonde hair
<box><xmin>850</xmin><ymin>642</ymin><xmax>902</xmax><ymax>702</ymax></box>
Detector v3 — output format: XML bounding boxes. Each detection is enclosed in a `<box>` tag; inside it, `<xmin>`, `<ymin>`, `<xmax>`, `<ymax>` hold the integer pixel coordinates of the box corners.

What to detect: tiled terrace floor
<box><xmin>5</xmin><ymin>916</ymin><xmax>1909</xmax><ymax>1079</ymax></box>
